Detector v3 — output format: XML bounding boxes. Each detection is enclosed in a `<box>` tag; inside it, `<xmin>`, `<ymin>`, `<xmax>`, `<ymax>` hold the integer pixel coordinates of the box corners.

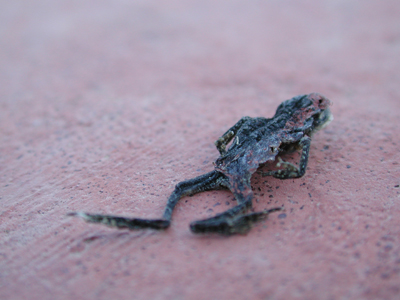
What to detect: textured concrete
<box><xmin>1</xmin><ymin>1</ymin><xmax>399</xmax><ymax>299</ymax></box>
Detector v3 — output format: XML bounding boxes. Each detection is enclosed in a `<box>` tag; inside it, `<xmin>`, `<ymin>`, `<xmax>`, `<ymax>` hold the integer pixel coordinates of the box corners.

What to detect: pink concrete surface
<box><xmin>1</xmin><ymin>1</ymin><xmax>400</xmax><ymax>299</ymax></box>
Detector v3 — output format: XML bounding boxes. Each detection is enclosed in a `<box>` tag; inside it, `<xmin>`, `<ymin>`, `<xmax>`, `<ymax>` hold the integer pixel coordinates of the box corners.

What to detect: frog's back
<box><xmin>214</xmin><ymin>93</ymin><xmax>332</xmax><ymax>182</ymax></box>
<box><xmin>215</xmin><ymin>117</ymin><xmax>284</xmax><ymax>178</ymax></box>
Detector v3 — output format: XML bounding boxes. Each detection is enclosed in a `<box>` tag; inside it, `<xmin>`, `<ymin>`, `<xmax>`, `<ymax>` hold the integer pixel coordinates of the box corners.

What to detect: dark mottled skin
<box><xmin>69</xmin><ymin>93</ymin><xmax>333</xmax><ymax>235</ymax></box>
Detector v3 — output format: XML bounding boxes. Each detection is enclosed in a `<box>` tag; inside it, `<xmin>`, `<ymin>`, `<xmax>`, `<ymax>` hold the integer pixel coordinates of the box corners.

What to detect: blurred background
<box><xmin>1</xmin><ymin>1</ymin><xmax>399</xmax><ymax>299</ymax></box>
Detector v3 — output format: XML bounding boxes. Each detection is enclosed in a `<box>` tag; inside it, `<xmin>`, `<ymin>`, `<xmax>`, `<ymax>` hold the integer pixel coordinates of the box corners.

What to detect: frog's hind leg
<box><xmin>190</xmin><ymin>180</ymin><xmax>282</xmax><ymax>235</ymax></box>
<box><xmin>68</xmin><ymin>171</ymin><xmax>227</xmax><ymax>231</ymax></box>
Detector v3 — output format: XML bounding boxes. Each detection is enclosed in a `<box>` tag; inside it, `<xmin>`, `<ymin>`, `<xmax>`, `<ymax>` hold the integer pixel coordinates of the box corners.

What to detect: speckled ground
<box><xmin>1</xmin><ymin>1</ymin><xmax>399</xmax><ymax>299</ymax></box>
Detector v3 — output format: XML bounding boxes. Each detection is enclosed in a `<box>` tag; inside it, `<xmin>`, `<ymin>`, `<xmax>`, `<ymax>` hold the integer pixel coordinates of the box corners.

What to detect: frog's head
<box><xmin>306</xmin><ymin>93</ymin><xmax>333</xmax><ymax>133</ymax></box>
<box><xmin>275</xmin><ymin>93</ymin><xmax>333</xmax><ymax>135</ymax></box>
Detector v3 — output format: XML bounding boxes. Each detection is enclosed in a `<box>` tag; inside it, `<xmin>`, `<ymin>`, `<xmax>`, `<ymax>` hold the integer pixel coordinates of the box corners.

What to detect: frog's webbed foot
<box><xmin>190</xmin><ymin>206</ymin><xmax>283</xmax><ymax>235</ymax></box>
<box><xmin>67</xmin><ymin>212</ymin><xmax>169</xmax><ymax>230</ymax></box>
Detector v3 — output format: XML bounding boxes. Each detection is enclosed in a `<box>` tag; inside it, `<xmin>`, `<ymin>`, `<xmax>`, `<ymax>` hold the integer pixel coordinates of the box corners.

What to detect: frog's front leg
<box><xmin>262</xmin><ymin>136</ymin><xmax>311</xmax><ymax>179</ymax></box>
<box><xmin>215</xmin><ymin>116</ymin><xmax>252</xmax><ymax>155</ymax></box>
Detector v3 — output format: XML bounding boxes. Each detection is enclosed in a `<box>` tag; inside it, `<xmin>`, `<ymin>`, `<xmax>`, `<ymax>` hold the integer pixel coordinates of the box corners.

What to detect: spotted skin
<box><xmin>69</xmin><ymin>93</ymin><xmax>333</xmax><ymax>235</ymax></box>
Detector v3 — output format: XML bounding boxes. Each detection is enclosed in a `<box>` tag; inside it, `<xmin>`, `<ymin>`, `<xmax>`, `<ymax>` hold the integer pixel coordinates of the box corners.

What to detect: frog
<box><xmin>68</xmin><ymin>93</ymin><xmax>333</xmax><ymax>235</ymax></box>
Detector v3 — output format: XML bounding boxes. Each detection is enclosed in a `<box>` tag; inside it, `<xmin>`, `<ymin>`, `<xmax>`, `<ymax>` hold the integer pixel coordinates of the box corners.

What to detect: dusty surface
<box><xmin>1</xmin><ymin>1</ymin><xmax>399</xmax><ymax>299</ymax></box>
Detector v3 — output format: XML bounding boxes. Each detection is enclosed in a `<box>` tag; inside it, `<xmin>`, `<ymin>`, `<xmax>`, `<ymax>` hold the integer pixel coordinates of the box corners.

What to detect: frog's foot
<box><xmin>67</xmin><ymin>212</ymin><xmax>169</xmax><ymax>230</ymax></box>
<box><xmin>261</xmin><ymin>157</ymin><xmax>299</xmax><ymax>177</ymax></box>
<box><xmin>190</xmin><ymin>207</ymin><xmax>283</xmax><ymax>235</ymax></box>
<box><xmin>276</xmin><ymin>157</ymin><xmax>298</xmax><ymax>171</ymax></box>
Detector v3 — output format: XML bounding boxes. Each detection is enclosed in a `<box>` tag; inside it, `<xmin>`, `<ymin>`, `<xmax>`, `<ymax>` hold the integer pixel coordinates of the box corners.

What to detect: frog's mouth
<box><xmin>312</xmin><ymin>108</ymin><xmax>333</xmax><ymax>133</ymax></box>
